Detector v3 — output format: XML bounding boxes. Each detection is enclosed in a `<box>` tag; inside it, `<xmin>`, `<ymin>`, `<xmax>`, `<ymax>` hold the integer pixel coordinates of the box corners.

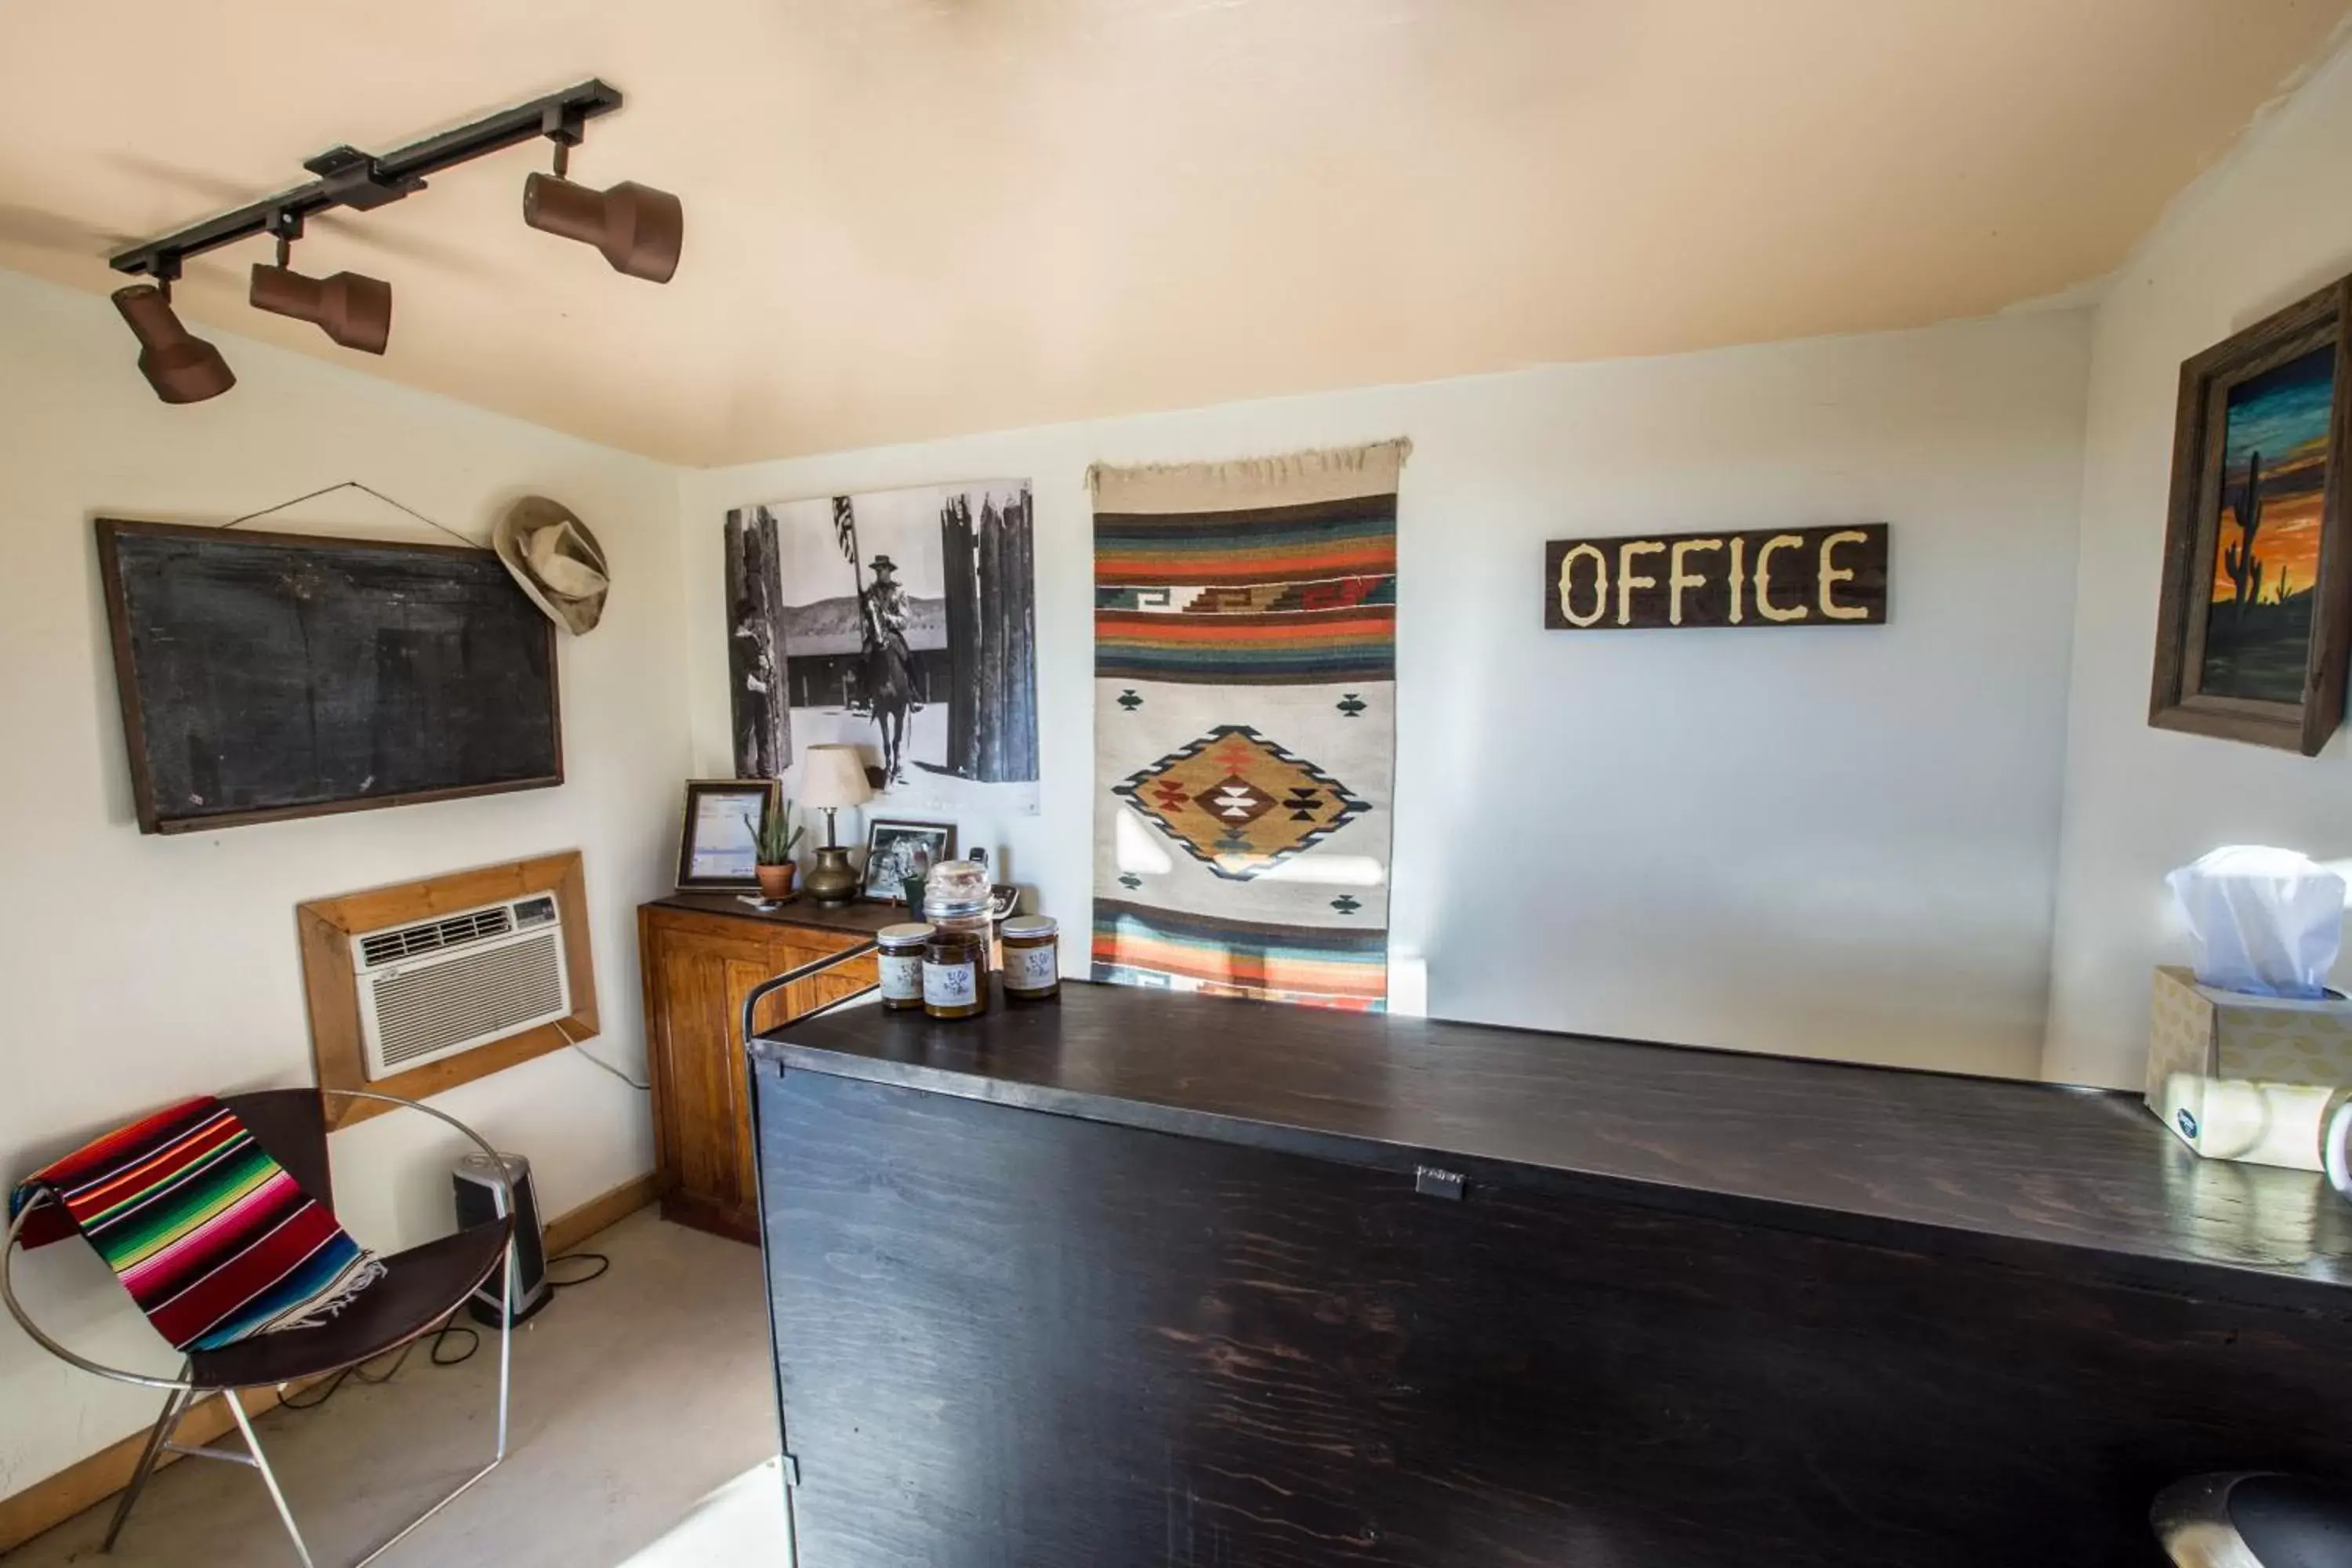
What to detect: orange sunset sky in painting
<box><xmin>2210</xmin><ymin>441</ymin><xmax>2328</xmax><ymax>603</ymax></box>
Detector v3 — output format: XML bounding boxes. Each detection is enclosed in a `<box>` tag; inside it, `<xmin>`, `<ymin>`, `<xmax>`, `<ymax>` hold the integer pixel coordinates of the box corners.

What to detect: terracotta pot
<box><xmin>756</xmin><ymin>862</ymin><xmax>797</xmax><ymax>901</ymax></box>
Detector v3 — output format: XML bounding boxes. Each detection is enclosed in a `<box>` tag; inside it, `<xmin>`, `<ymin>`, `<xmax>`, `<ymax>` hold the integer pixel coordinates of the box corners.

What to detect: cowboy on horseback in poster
<box><xmin>833</xmin><ymin>495</ymin><xmax>919</xmax><ymax>786</ymax></box>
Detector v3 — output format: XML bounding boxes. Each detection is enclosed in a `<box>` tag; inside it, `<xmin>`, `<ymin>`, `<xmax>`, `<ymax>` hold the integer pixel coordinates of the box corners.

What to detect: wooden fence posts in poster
<box><xmin>940</xmin><ymin>490</ymin><xmax>1040</xmax><ymax>783</ymax></box>
<box><xmin>724</xmin><ymin>506</ymin><xmax>792</xmax><ymax>777</ymax></box>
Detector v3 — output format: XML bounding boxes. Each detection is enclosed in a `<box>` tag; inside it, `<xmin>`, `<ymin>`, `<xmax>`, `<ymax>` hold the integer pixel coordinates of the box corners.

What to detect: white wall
<box><xmin>681</xmin><ymin>310</ymin><xmax>2091</xmax><ymax>1080</ymax></box>
<box><xmin>2046</xmin><ymin>40</ymin><xmax>2352</xmax><ymax>1088</ymax></box>
<box><xmin>0</xmin><ymin>269</ymin><xmax>687</xmax><ymax>1497</ymax></box>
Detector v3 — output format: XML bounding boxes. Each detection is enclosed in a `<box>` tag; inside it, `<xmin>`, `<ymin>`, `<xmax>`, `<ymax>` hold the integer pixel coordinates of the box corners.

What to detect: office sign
<box><xmin>1544</xmin><ymin>523</ymin><xmax>1888</xmax><ymax>630</ymax></box>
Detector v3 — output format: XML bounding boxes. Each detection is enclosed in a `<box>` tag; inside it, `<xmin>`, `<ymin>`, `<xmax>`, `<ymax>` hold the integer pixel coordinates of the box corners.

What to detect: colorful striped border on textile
<box><xmin>7</xmin><ymin>1097</ymin><xmax>384</xmax><ymax>1352</ymax></box>
<box><xmin>1095</xmin><ymin>493</ymin><xmax>1397</xmax><ymax>684</ymax></box>
<box><xmin>1091</xmin><ymin>441</ymin><xmax>1404</xmax><ymax>1013</ymax></box>
<box><xmin>1092</xmin><ymin>900</ymin><xmax>1389</xmax><ymax>1010</ymax></box>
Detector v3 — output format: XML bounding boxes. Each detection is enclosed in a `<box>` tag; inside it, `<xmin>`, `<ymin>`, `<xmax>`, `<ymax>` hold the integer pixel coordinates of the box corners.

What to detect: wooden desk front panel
<box><xmin>760</xmin><ymin>1063</ymin><xmax>2352</xmax><ymax>1567</ymax></box>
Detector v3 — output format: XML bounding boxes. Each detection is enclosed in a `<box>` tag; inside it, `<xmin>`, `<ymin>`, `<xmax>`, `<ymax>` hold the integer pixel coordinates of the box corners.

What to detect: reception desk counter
<box><xmin>751</xmin><ymin>983</ymin><xmax>2352</xmax><ymax>1566</ymax></box>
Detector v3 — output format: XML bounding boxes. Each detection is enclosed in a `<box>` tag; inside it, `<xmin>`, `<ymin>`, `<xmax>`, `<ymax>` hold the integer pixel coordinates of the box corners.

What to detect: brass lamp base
<box><xmin>804</xmin><ymin>844</ymin><xmax>860</xmax><ymax>906</ymax></box>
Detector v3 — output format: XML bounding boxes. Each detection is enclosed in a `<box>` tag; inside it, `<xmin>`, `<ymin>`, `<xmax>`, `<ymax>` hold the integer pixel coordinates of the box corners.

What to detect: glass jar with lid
<box><xmin>922</xmin><ymin>926</ymin><xmax>989</xmax><ymax>1018</ymax></box>
<box><xmin>921</xmin><ymin>861</ymin><xmax>994</xmax><ymax>963</ymax></box>
<box><xmin>876</xmin><ymin>923</ymin><xmax>933</xmax><ymax>1011</ymax></box>
<box><xmin>920</xmin><ymin>859</ymin><xmax>994</xmax><ymax>1018</ymax></box>
<box><xmin>1000</xmin><ymin>915</ymin><xmax>1059</xmax><ymax>1001</ymax></box>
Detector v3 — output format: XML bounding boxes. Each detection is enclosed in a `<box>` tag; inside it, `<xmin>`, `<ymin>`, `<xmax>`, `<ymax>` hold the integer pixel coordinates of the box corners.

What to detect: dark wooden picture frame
<box><xmin>676</xmin><ymin>779</ymin><xmax>779</xmax><ymax>891</ymax></box>
<box><xmin>861</xmin><ymin>818</ymin><xmax>958</xmax><ymax>903</ymax></box>
<box><xmin>96</xmin><ymin>517</ymin><xmax>564</xmax><ymax>833</ymax></box>
<box><xmin>2150</xmin><ymin>277</ymin><xmax>2352</xmax><ymax>754</ymax></box>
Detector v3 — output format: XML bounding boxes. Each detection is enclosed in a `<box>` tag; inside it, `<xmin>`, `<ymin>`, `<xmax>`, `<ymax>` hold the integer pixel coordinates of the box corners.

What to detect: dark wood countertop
<box><xmin>755</xmin><ymin>981</ymin><xmax>2352</xmax><ymax>1312</ymax></box>
<box><xmin>644</xmin><ymin>891</ymin><xmax>910</xmax><ymax>936</ymax></box>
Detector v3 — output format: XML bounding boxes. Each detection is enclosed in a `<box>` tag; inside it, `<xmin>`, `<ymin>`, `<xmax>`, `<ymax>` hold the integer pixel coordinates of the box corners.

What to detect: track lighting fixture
<box><xmin>249</xmin><ymin>230</ymin><xmax>393</xmax><ymax>354</ymax></box>
<box><xmin>107</xmin><ymin>80</ymin><xmax>677</xmax><ymax>404</ymax></box>
<box><xmin>111</xmin><ymin>282</ymin><xmax>235</xmax><ymax>405</ymax></box>
<box><xmin>249</xmin><ymin>262</ymin><xmax>393</xmax><ymax>353</ymax></box>
<box><xmin>522</xmin><ymin>167</ymin><xmax>684</xmax><ymax>283</ymax></box>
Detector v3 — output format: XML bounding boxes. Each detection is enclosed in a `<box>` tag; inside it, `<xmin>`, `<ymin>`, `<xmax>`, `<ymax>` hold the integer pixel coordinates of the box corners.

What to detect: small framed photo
<box><xmin>2151</xmin><ymin>274</ymin><xmax>2352</xmax><ymax>754</ymax></box>
<box><xmin>987</xmin><ymin>884</ymin><xmax>1021</xmax><ymax>921</ymax></box>
<box><xmin>862</xmin><ymin>818</ymin><xmax>957</xmax><ymax>902</ymax></box>
<box><xmin>677</xmin><ymin>779</ymin><xmax>778</xmax><ymax>891</ymax></box>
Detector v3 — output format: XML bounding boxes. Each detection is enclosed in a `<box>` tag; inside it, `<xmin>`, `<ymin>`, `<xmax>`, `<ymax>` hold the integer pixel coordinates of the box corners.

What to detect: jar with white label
<box><xmin>876</xmin><ymin>924</ymin><xmax>933</xmax><ymax>1011</ymax></box>
<box><xmin>922</xmin><ymin>926</ymin><xmax>989</xmax><ymax>1020</ymax></box>
<box><xmin>1000</xmin><ymin>915</ymin><xmax>1059</xmax><ymax>1001</ymax></box>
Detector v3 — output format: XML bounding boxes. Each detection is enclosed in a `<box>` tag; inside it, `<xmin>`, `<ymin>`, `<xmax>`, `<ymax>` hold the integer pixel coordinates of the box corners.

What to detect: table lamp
<box><xmin>799</xmin><ymin>744</ymin><xmax>874</xmax><ymax>905</ymax></box>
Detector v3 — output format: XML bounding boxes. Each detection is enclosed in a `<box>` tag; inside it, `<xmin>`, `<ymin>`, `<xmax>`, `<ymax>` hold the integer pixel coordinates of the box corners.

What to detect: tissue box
<box><xmin>2146</xmin><ymin>965</ymin><xmax>2352</xmax><ymax>1170</ymax></box>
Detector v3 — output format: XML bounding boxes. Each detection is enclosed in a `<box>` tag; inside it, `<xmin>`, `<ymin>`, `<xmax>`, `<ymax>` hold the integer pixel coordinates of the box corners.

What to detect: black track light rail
<box><xmin>110</xmin><ymin>79</ymin><xmax>624</xmax><ymax>281</ymax></box>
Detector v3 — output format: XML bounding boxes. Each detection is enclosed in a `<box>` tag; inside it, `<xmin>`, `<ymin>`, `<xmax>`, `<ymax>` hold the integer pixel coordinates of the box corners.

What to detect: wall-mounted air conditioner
<box><xmin>351</xmin><ymin>893</ymin><xmax>572</xmax><ymax>1080</ymax></box>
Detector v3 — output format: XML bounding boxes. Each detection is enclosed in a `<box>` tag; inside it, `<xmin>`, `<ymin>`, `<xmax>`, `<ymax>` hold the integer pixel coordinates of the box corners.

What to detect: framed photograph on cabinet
<box><xmin>676</xmin><ymin>779</ymin><xmax>779</xmax><ymax>891</ymax></box>
<box><xmin>2151</xmin><ymin>275</ymin><xmax>2352</xmax><ymax>755</ymax></box>
<box><xmin>861</xmin><ymin>818</ymin><xmax>956</xmax><ymax>902</ymax></box>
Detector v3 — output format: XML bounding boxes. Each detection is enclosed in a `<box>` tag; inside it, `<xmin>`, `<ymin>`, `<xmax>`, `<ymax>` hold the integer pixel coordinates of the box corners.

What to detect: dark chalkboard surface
<box><xmin>97</xmin><ymin>518</ymin><xmax>563</xmax><ymax>834</ymax></box>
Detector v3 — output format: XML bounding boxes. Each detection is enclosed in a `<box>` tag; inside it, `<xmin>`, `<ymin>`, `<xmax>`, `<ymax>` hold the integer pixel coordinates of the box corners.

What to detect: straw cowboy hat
<box><xmin>494</xmin><ymin>496</ymin><xmax>609</xmax><ymax>636</ymax></box>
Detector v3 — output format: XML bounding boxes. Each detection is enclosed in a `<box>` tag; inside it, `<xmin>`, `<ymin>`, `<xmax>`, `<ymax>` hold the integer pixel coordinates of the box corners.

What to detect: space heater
<box><xmin>350</xmin><ymin>893</ymin><xmax>572</xmax><ymax>1080</ymax></box>
<box><xmin>452</xmin><ymin>1152</ymin><xmax>550</xmax><ymax>1328</ymax></box>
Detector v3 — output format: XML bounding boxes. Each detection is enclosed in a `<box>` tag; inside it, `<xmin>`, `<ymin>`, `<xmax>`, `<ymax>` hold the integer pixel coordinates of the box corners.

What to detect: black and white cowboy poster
<box><xmin>724</xmin><ymin>481</ymin><xmax>1040</xmax><ymax>815</ymax></box>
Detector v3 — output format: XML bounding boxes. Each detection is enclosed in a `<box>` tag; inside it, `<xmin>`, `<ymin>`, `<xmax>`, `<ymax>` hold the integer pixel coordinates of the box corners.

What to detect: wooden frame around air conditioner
<box><xmin>297</xmin><ymin>851</ymin><xmax>601</xmax><ymax>1127</ymax></box>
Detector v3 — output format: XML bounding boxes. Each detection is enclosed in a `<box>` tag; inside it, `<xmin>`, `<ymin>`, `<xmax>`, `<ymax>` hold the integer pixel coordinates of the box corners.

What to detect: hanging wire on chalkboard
<box><xmin>219</xmin><ymin>481</ymin><xmax>486</xmax><ymax>548</ymax></box>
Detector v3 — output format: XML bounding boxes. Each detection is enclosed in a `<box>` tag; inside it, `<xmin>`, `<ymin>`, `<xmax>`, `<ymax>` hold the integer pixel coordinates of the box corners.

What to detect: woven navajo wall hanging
<box><xmin>1090</xmin><ymin>439</ymin><xmax>1406</xmax><ymax>1011</ymax></box>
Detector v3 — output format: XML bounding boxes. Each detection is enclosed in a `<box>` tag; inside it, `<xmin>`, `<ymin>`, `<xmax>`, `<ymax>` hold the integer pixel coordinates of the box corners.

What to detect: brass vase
<box><xmin>804</xmin><ymin>844</ymin><xmax>860</xmax><ymax>906</ymax></box>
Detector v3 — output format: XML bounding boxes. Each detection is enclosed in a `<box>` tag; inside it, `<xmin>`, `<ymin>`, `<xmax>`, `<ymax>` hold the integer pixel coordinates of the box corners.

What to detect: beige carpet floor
<box><xmin>5</xmin><ymin>1210</ymin><xmax>792</xmax><ymax>1566</ymax></box>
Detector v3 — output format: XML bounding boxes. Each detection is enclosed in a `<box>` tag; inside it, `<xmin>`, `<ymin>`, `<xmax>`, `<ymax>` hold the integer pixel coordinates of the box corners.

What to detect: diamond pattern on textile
<box><xmin>1113</xmin><ymin>725</ymin><xmax>1370</xmax><ymax>880</ymax></box>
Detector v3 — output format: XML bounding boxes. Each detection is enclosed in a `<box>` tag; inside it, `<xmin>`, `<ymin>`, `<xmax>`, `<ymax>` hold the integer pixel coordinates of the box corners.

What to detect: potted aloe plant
<box><xmin>752</xmin><ymin>800</ymin><xmax>804</xmax><ymax>901</ymax></box>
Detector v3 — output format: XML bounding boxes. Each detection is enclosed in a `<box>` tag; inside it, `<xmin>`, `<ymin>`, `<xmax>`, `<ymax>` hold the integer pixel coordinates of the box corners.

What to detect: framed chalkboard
<box><xmin>96</xmin><ymin>517</ymin><xmax>563</xmax><ymax>834</ymax></box>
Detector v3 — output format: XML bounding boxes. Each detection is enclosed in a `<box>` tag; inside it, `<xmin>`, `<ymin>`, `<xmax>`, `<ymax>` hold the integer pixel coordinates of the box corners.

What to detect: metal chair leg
<box><xmin>346</xmin><ymin>1239</ymin><xmax>517</xmax><ymax>1568</ymax></box>
<box><xmin>102</xmin><ymin>1375</ymin><xmax>193</xmax><ymax>1551</ymax></box>
<box><xmin>226</xmin><ymin>1392</ymin><xmax>317</xmax><ymax>1568</ymax></box>
<box><xmin>495</xmin><ymin>1238</ymin><xmax>513</xmax><ymax>1461</ymax></box>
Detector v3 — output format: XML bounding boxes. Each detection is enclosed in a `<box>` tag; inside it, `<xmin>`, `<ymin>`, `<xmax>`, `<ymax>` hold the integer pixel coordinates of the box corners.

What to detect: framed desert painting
<box><xmin>2151</xmin><ymin>276</ymin><xmax>2352</xmax><ymax>755</ymax></box>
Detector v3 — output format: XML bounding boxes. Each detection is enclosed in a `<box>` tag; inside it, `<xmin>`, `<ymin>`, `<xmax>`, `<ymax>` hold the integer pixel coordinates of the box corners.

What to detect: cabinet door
<box><xmin>644</xmin><ymin>918</ymin><xmax>791</xmax><ymax>1242</ymax></box>
<box><xmin>768</xmin><ymin>939</ymin><xmax>880</xmax><ymax>1022</ymax></box>
<box><xmin>643</xmin><ymin>911</ymin><xmax>880</xmax><ymax>1244</ymax></box>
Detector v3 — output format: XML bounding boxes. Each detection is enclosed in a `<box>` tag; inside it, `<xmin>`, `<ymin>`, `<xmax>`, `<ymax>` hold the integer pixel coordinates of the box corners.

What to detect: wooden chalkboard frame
<box><xmin>96</xmin><ymin>517</ymin><xmax>564</xmax><ymax>834</ymax></box>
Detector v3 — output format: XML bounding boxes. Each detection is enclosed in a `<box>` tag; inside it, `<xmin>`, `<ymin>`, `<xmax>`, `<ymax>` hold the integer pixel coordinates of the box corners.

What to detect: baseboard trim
<box><xmin>544</xmin><ymin>1171</ymin><xmax>663</xmax><ymax>1259</ymax></box>
<box><xmin>0</xmin><ymin>1167</ymin><xmax>662</xmax><ymax>1553</ymax></box>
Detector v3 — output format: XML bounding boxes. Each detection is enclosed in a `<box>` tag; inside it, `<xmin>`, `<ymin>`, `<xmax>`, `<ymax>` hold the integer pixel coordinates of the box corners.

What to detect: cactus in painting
<box><xmin>2224</xmin><ymin>448</ymin><xmax>2266</xmax><ymax>613</ymax></box>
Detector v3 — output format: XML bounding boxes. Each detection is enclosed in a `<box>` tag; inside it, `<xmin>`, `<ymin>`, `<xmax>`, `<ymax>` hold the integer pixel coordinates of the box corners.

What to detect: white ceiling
<box><xmin>1</xmin><ymin>2</ymin><xmax>2345</xmax><ymax>466</ymax></box>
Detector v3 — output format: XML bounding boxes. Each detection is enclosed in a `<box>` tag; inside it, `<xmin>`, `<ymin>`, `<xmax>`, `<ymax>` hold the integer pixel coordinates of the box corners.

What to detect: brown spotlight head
<box><xmin>111</xmin><ymin>285</ymin><xmax>235</xmax><ymax>405</ymax></box>
<box><xmin>522</xmin><ymin>172</ymin><xmax>682</xmax><ymax>283</ymax></box>
<box><xmin>249</xmin><ymin>263</ymin><xmax>393</xmax><ymax>354</ymax></box>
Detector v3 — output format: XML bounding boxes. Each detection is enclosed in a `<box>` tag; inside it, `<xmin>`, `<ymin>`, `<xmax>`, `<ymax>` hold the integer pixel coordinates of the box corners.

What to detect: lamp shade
<box><xmin>798</xmin><ymin>744</ymin><xmax>873</xmax><ymax>809</ymax></box>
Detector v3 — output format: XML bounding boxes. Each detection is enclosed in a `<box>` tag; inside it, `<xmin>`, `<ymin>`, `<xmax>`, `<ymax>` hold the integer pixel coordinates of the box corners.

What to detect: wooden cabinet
<box><xmin>637</xmin><ymin>895</ymin><xmax>886</xmax><ymax>1243</ymax></box>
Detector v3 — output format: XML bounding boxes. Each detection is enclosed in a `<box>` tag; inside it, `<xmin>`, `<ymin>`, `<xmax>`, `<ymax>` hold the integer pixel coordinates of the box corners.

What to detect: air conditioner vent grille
<box><xmin>360</xmin><ymin>906</ymin><xmax>514</xmax><ymax>968</ymax></box>
<box><xmin>369</xmin><ymin>931</ymin><xmax>564</xmax><ymax>1072</ymax></box>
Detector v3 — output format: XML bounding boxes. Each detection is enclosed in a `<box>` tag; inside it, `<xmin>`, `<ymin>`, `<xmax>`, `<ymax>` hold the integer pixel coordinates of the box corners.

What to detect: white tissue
<box><xmin>2165</xmin><ymin>845</ymin><xmax>2346</xmax><ymax>1000</ymax></box>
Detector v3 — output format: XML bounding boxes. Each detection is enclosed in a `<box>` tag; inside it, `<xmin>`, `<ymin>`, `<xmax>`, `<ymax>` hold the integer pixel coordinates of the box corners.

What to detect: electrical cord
<box><xmin>551</xmin><ymin>1016</ymin><xmax>650</xmax><ymax>1091</ymax></box>
<box><xmin>546</xmin><ymin>1251</ymin><xmax>609</xmax><ymax>1288</ymax></box>
<box><xmin>278</xmin><ymin>1250</ymin><xmax>610</xmax><ymax>1415</ymax></box>
<box><xmin>278</xmin><ymin>1316</ymin><xmax>478</xmax><ymax>1410</ymax></box>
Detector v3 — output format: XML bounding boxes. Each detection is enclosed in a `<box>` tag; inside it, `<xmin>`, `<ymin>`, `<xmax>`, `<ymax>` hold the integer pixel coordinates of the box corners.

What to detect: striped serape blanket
<box><xmin>8</xmin><ymin>1097</ymin><xmax>383</xmax><ymax>1352</ymax></box>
